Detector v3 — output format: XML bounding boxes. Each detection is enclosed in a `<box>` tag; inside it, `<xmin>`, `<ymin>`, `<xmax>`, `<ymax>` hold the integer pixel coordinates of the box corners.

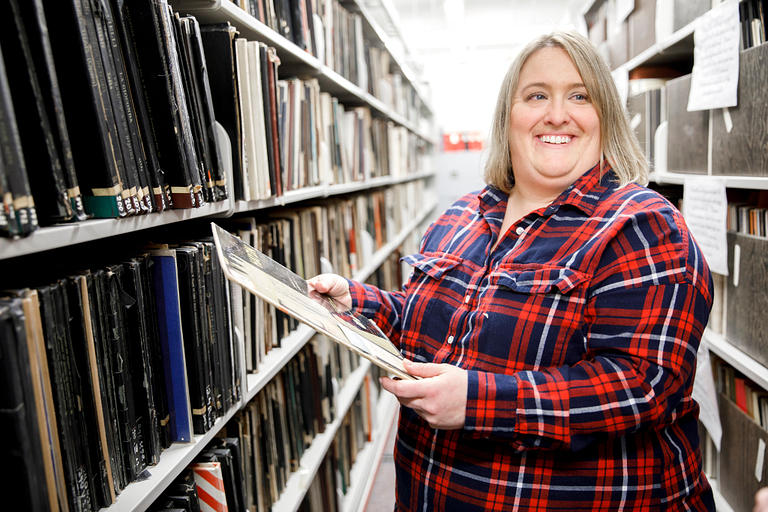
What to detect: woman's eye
<box><xmin>572</xmin><ymin>93</ymin><xmax>588</xmax><ymax>101</ymax></box>
<box><xmin>528</xmin><ymin>93</ymin><xmax>546</xmax><ymax>101</ymax></box>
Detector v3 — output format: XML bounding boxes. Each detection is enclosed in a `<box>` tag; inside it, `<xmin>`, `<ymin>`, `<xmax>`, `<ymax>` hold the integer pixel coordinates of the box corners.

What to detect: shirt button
<box><xmin>465</xmin><ymin>295</ymin><xmax>470</xmax><ymax>303</ymax></box>
<box><xmin>515</xmin><ymin>226</ymin><xmax>524</xmax><ymax>235</ymax></box>
<box><xmin>447</xmin><ymin>335</ymin><xmax>454</xmax><ymax>344</ymax></box>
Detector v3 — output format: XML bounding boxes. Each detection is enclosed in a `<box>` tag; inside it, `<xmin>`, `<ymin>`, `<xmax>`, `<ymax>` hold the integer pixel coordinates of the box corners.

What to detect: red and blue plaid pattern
<box><xmin>348</xmin><ymin>164</ymin><xmax>715</xmax><ymax>511</ymax></box>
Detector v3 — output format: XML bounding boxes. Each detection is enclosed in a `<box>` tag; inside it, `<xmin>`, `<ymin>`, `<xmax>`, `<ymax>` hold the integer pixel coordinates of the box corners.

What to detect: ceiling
<box><xmin>388</xmin><ymin>0</ymin><xmax>582</xmax><ymax>57</ymax></box>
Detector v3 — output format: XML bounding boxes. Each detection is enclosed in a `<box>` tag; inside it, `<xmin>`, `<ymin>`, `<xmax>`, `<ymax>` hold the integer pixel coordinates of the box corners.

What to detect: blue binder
<box><xmin>150</xmin><ymin>250</ymin><xmax>193</xmax><ymax>443</ymax></box>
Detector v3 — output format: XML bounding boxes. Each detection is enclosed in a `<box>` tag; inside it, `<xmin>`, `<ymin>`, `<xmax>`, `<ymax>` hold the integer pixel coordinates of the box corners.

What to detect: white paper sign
<box><xmin>687</xmin><ymin>0</ymin><xmax>740</xmax><ymax>111</ymax></box>
<box><xmin>692</xmin><ymin>337</ymin><xmax>722</xmax><ymax>452</ymax></box>
<box><xmin>683</xmin><ymin>178</ymin><xmax>729</xmax><ymax>276</ymax></box>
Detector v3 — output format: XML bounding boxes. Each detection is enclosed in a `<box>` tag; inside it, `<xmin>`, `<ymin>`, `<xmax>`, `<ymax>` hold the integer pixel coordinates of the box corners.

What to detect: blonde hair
<box><xmin>484</xmin><ymin>30</ymin><xmax>648</xmax><ymax>193</ymax></box>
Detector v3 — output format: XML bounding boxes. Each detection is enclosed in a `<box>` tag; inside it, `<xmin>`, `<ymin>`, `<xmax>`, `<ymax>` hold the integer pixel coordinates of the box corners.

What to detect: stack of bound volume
<box><xmin>0</xmin><ymin>0</ymin><xmax>228</xmax><ymax>237</ymax></box>
<box><xmin>0</xmin><ymin>235</ymin><xmax>242</xmax><ymax>511</ymax></box>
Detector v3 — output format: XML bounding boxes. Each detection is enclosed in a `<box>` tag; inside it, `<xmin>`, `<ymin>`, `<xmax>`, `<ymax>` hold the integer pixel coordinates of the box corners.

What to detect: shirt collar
<box><xmin>477</xmin><ymin>161</ymin><xmax>616</xmax><ymax>218</ymax></box>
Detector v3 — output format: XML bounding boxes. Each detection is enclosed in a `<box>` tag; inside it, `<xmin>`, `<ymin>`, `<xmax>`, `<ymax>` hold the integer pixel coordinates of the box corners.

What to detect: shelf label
<box><xmin>683</xmin><ymin>178</ymin><xmax>728</xmax><ymax>275</ymax></box>
<box><xmin>687</xmin><ymin>0</ymin><xmax>740</xmax><ymax>111</ymax></box>
<box><xmin>693</xmin><ymin>338</ymin><xmax>722</xmax><ymax>452</ymax></box>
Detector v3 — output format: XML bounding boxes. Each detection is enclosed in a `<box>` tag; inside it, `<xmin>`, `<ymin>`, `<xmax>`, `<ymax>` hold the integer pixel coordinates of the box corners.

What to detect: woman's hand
<box><xmin>307</xmin><ymin>273</ymin><xmax>352</xmax><ymax>310</ymax></box>
<box><xmin>755</xmin><ymin>487</ymin><xmax>768</xmax><ymax>512</ymax></box>
<box><xmin>381</xmin><ymin>359</ymin><xmax>468</xmax><ymax>430</ymax></box>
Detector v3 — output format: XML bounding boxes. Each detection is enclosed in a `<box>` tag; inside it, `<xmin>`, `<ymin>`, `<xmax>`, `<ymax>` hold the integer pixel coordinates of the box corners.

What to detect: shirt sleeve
<box><xmin>347</xmin><ymin>279</ymin><xmax>408</xmax><ymax>348</ymax></box>
<box><xmin>464</xmin><ymin>206</ymin><xmax>714</xmax><ymax>452</ymax></box>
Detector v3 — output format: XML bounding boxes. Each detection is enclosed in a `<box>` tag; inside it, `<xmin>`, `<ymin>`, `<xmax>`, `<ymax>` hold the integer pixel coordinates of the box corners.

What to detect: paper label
<box><xmin>687</xmin><ymin>0</ymin><xmax>740</xmax><ymax>111</ymax></box>
<box><xmin>733</xmin><ymin>244</ymin><xmax>740</xmax><ymax>287</ymax></box>
<box><xmin>757</xmin><ymin>438</ymin><xmax>766</xmax><ymax>482</ymax></box>
<box><xmin>692</xmin><ymin>337</ymin><xmax>723</xmax><ymax>451</ymax></box>
<box><xmin>683</xmin><ymin>178</ymin><xmax>729</xmax><ymax>275</ymax></box>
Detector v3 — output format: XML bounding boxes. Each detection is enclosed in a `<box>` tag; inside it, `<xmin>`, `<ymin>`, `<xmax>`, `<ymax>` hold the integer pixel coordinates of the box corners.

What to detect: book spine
<box><xmin>2</xmin><ymin>0</ymin><xmax>73</xmax><ymax>224</ymax></box>
<box><xmin>0</xmin><ymin>49</ymin><xmax>39</xmax><ymax>235</ymax></box>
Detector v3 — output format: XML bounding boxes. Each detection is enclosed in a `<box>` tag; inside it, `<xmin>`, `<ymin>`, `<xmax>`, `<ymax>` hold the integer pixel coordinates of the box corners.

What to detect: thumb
<box><xmin>403</xmin><ymin>359</ymin><xmax>444</xmax><ymax>378</ymax></box>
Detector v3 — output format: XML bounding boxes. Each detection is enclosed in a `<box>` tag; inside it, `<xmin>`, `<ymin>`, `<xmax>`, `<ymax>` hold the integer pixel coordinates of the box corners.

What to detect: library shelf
<box><xmin>709</xmin><ymin>480</ymin><xmax>735</xmax><ymax>512</ymax></box>
<box><xmin>103</xmin><ymin>400</ymin><xmax>243</xmax><ymax>512</ymax></box>
<box><xmin>0</xmin><ymin>199</ymin><xmax>233</xmax><ymax>261</ymax></box>
<box><xmin>342</xmin><ymin>391</ymin><xmax>399</xmax><ymax>512</ymax></box>
<box><xmin>651</xmin><ymin>171</ymin><xmax>768</xmax><ymax>190</ymax></box>
<box><xmin>169</xmin><ymin>0</ymin><xmax>434</xmax><ymax>142</ymax></box>
<box><xmin>271</xmin><ymin>359</ymin><xmax>373</xmax><ymax>512</ymax></box>
<box><xmin>704</xmin><ymin>329</ymin><xmax>768</xmax><ymax>393</ymax></box>
<box><xmin>615</xmin><ymin>20</ymin><xmax>695</xmax><ymax>72</ymax></box>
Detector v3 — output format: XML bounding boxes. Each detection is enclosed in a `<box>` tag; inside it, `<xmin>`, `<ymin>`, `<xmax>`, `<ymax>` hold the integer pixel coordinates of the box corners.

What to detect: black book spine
<box><xmin>209</xmin><ymin>242</ymin><xmax>235</xmax><ymax>409</ymax></box>
<box><xmin>289</xmin><ymin>0</ymin><xmax>305</xmax><ymax>50</ymax></box>
<box><xmin>105</xmin><ymin>266</ymin><xmax>146</xmax><ymax>481</ymax></box>
<box><xmin>41</xmin><ymin>283</ymin><xmax>96</xmax><ymax>512</ymax></box>
<box><xmin>188</xmin><ymin>244</ymin><xmax>216</xmax><ymax>429</ymax></box>
<box><xmin>41</xmin><ymin>0</ymin><xmax>126</xmax><ymax>219</ymax></box>
<box><xmin>189</xmin><ymin>20</ymin><xmax>227</xmax><ymax>201</ymax></box>
<box><xmin>102</xmin><ymin>0</ymin><xmax>155</xmax><ymax>213</ymax></box>
<box><xmin>159</xmin><ymin>2</ymin><xmax>205</xmax><ymax>207</ymax></box>
<box><xmin>120</xmin><ymin>0</ymin><xmax>196</xmax><ymax>209</ymax></box>
<box><xmin>84</xmin><ymin>0</ymin><xmax>140</xmax><ymax>216</ymax></box>
<box><xmin>200</xmin><ymin>24</ymin><xmax>244</xmax><ymax>200</ymax></box>
<box><xmin>91</xmin><ymin>270</ymin><xmax>128</xmax><ymax>492</ymax></box>
<box><xmin>0</xmin><ymin>147</ymin><xmax>11</xmax><ymax>236</ymax></box>
<box><xmin>109</xmin><ymin>0</ymin><xmax>171</xmax><ymax>211</ymax></box>
<box><xmin>175</xmin><ymin>248</ymin><xmax>210</xmax><ymax>434</ymax></box>
<box><xmin>175</xmin><ymin>16</ymin><xmax>215</xmax><ymax>204</ymax></box>
<box><xmin>275</xmin><ymin>0</ymin><xmax>293</xmax><ymax>42</ymax></box>
<box><xmin>121</xmin><ymin>259</ymin><xmax>163</xmax><ymax>465</ymax></box>
<box><xmin>0</xmin><ymin>298</ymin><xmax>50</xmax><ymax>512</ymax></box>
<box><xmin>200</xmin><ymin>243</ymin><xmax>225</xmax><ymax>418</ymax></box>
<box><xmin>63</xmin><ymin>277</ymin><xmax>112</xmax><ymax>510</ymax></box>
<box><xmin>18</xmin><ymin>0</ymin><xmax>87</xmax><ymax>221</ymax></box>
<box><xmin>0</xmin><ymin>47</ymin><xmax>38</xmax><ymax>235</ymax></box>
<box><xmin>0</xmin><ymin>0</ymin><xmax>73</xmax><ymax>225</ymax></box>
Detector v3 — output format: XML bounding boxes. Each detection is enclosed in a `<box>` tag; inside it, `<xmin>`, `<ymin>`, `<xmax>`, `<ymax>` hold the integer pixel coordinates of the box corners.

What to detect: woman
<box><xmin>310</xmin><ymin>30</ymin><xmax>714</xmax><ymax>511</ymax></box>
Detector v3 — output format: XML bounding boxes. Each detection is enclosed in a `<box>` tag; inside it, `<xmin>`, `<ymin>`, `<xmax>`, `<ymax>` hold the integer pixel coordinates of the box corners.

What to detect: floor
<box><xmin>363</xmin><ymin>407</ymin><xmax>398</xmax><ymax>512</ymax></box>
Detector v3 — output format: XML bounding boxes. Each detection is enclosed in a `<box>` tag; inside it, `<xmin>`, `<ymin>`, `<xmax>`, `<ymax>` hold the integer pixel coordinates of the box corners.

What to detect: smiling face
<box><xmin>508</xmin><ymin>47</ymin><xmax>601</xmax><ymax>199</ymax></box>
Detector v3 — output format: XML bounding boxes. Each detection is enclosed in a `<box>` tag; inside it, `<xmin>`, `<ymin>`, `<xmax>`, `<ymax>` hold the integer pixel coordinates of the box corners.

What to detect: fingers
<box><xmin>403</xmin><ymin>359</ymin><xmax>446</xmax><ymax>378</ymax></box>
<box><xmin>380</xmin><ymin>375</ymin><xmax>426</xmax><ymax>400</ymax></box>
<box><xmin>307</xmin><ymin>274</ymin><xmax>352</xmax><ymax>309</ymax></box>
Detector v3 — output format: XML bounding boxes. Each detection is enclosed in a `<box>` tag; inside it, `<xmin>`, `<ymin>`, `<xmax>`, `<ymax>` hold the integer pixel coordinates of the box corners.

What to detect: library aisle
<box><xmin>363</xmin><ymin>407</ymin><xmax>398</xmax><ymax>512</ymax></box>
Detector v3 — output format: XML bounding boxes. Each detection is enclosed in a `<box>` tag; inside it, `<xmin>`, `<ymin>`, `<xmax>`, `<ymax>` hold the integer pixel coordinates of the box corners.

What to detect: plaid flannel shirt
<box><xmin>348</xmin><ymin>164</ymin><xmax>715</xmax><ymax>511</ymax></box>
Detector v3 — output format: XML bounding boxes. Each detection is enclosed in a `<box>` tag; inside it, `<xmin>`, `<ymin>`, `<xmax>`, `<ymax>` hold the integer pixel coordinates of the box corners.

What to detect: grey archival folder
<box><xmin>211</xmin><ymin>223</ymin><xmax>416</xmax><ymax>381</ymax></box>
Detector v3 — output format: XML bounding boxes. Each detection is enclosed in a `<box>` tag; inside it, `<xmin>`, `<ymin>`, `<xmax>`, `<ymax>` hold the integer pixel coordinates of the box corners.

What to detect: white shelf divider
<box><xmin>271</xmin><ymin>360</ymin><xmax>373</xmax><ymax>512</ymax></box>
<box><xmin>342</xmin><ymin>391</ymin><xmax>399</xmax><ymax>512</ymax></box>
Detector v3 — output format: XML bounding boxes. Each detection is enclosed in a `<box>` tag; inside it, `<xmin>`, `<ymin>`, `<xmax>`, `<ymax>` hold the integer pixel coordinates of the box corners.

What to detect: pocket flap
<box><xmin>402</xmin><ymin>253</ymin><xmax>463</xmax><ymax>280</ymax></box>
<box><xmin>493</xmin><ymin>267</ymin><xmax>589</xmax><ymax>294</ymax></box>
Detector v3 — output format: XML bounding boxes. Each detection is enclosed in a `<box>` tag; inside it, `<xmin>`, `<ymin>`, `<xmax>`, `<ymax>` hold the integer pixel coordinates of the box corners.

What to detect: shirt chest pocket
<box><xmin>478</xmin><ymin>266</ymin><xmax>591</xmax><ymax>371</ymax></box>
<box><xmin>401</xmin><ymin>253</ymin><xmax>465</xmax><ymax>361</ymax></box>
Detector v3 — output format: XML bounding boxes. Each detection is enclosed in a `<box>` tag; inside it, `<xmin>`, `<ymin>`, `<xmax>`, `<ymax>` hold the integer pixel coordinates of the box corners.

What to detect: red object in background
<box><xmin>443</xmin><ymin>132</ymin><xmax>466</xmax><ymax>151</ymax></box>
<box><xmin>466</xmin><ymin>131</ymin><xmax>484</xmax><ymax>151</ymax></box>
<box><xmin>442</xmin><ymin>131</ymin><xmax>485</xmax><ymax>152</ymax></box>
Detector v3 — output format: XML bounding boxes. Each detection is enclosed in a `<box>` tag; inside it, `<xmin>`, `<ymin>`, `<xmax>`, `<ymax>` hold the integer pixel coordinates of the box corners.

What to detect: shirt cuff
<box><xmin>464</xmin><ymin>370</ymin><xmax>519</xmax><ymax>439</ymax></box>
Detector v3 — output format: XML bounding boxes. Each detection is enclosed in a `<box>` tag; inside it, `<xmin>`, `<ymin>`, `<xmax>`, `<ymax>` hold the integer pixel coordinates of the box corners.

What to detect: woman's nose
<box><xmin>543</xmin><ymin>98</ymin><xmax>569</xmax><ymax>126</ymax></box>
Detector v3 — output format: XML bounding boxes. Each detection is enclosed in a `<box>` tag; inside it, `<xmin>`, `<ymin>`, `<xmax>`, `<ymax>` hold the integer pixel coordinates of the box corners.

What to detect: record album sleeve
<box><xmin>211</xmin><ymin>223</ymin><xmax>414</xmax><ymax>380</ymax></box>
